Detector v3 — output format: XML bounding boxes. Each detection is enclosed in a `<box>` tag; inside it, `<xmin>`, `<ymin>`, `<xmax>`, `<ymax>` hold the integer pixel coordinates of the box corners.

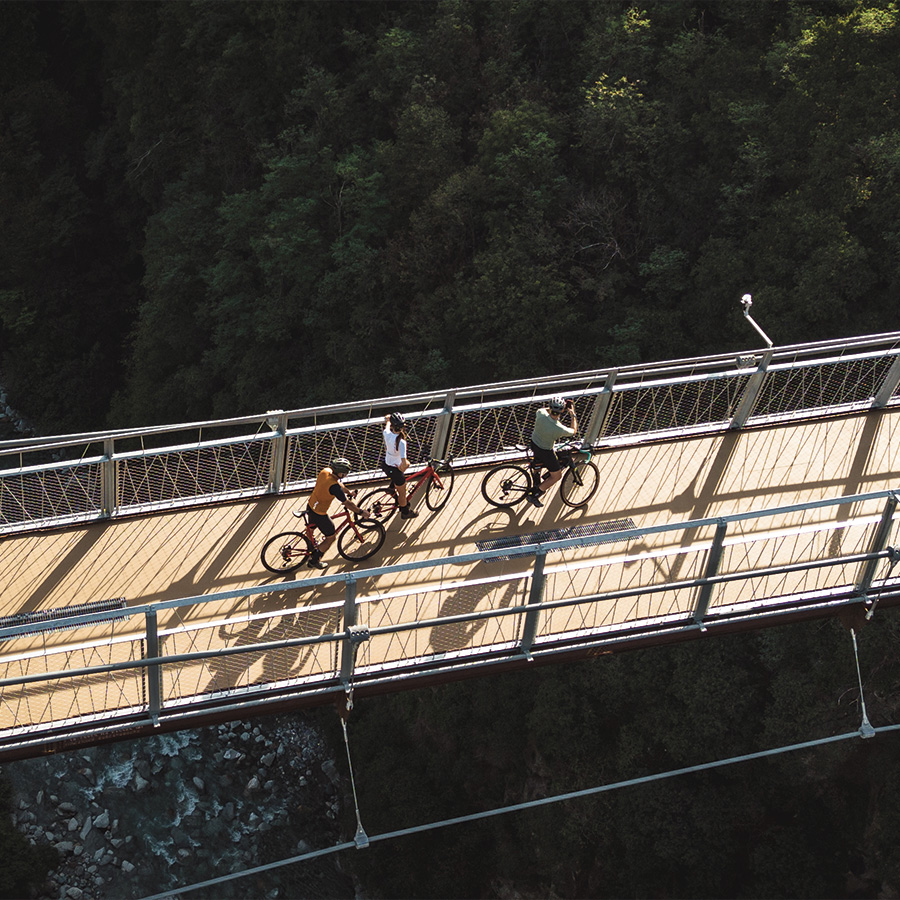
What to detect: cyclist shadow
<box><xmin>428</xmin><ymin>559</ymin><xmax>524</xmax><ymax>655</ymax></box>
<box><xmin>376</xmin><ymin>505</ymin><xmax>519</xmax><ymax>567</ymax></box>
<box><xmin>201</xmin><ymin>589</ymin><xmax>340</xmax><ymax>695</ymax></box>
<box><xmin>372</xmin><ymin>506</ymin><xmax>449</xmax><ymax>564</ymax></box>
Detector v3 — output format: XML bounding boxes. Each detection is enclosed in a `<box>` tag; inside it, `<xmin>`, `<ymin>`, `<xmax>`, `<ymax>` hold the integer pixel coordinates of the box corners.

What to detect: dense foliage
<box><xmin>337</xmin><ymin>612</ymin><xmax>900</xmax><ymax>898</ymax></box>
<box><xmin>2</xmin><ymin>1</ymin><xmax>899</xmax><ymax>431</ymax></box>
<box><xmin>2</xmin><ymin>2</ymin><xmax>900</xmax><ymax>896</ymax></box>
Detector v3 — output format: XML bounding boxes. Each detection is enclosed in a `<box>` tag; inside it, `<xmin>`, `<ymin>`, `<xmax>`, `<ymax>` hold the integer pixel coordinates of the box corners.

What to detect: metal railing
<box><xmin>2</xmin><ymin>332</ymin><xmax>900</xmax><ymax>535</ymax></box>
<box><xmin>1</xmin><ymin>488</ymin><xmax>898</xmax><ymax>756</ymax></box>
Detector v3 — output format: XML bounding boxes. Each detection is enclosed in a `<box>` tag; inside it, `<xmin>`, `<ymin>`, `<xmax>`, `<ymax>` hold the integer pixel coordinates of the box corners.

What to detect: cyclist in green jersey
<box><xmin>527</xmin><ymin>396</ymin><xmax>577</xmax><ymax>507</ymax></box>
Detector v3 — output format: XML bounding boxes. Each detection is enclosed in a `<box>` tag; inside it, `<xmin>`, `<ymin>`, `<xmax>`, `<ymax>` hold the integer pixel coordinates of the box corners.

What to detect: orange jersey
<box><xmin>308</xmin><ymin>468</ymin><xmax>341</xmax><ymax>516</ymax></box>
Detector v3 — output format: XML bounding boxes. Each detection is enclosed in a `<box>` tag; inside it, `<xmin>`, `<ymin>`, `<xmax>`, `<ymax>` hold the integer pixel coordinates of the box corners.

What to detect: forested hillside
<box><xmin>2</xmin><ymin>3</ymin><xmax>900</xmax><ymax>898</ymax></box>
<box><xmin>2</xmin><ymin>1</ymin><xmax>899</xmax><ymax>433</ymax></box>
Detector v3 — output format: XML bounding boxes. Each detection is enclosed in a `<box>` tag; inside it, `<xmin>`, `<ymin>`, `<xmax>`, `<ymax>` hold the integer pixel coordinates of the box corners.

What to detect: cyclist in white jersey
<box><xmin>382</xmin><ymin>412</ymin><xmax>418</xmax><ymax>519</ymax></box>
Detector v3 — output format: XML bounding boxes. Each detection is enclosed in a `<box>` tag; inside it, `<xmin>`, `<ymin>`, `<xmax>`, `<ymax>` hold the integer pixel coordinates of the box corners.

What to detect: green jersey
<box><xmin>530</xmin><ymin>408</ymin><xmax>574</xmax><ymax>451</ymax></box>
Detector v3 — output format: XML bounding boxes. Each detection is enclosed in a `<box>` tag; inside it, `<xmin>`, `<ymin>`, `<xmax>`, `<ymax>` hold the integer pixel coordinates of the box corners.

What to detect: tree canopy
<box><xmin>2</xmin><ymin>3</ymin><xmax>900</xmax><ymax>897</ymax></box>
<box><xmin>1</xmin><ymin>1</ymin><xmax>899</xmax><ymax>431</ymax></box>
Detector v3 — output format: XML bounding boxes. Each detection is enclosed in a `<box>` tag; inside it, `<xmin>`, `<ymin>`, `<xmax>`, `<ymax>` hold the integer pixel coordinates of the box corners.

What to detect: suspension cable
<box><xmin>850</xmin><ymin>627</ymin><xmax>876</xmax><ymax>737</ymax></box>
<box><xmin>138</xmin><ymin>724</ymin><xmax>900</xmax><ymax>900</ymax></box>
<box><xmin>340</xmin><ymin>705</ymin><xmax>369</xmax><ymax>849</ymax></box>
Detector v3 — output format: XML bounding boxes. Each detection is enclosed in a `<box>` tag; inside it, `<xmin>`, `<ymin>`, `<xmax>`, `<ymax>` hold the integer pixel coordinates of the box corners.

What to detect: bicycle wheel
<box><xmin>358</xmin><ymin>487</ymin><xmax>398</xmax><ymax>522</ymax></box>
<box><xmin>425</xmin><ymin>465</ymin><xmax>455</xmax><ymax>512</ymax></box>
<box><xmin>337</xmin><ymin>518</ymin><xmax>386</xmax><ymax>561</ymax></box>
<box><xmin>261</xmin><ymin>531</ymin><xmax>314</xmax><ymax>574</ymax></box>
<box><xmin>481</xmin><ymin>464</ymin><xmax>531</xmax><ymax>508</ymax></box>
<box><xmin>560</xmin><ymin>460</ymin><xmax>600</xmax><ymax>508</ymax></box>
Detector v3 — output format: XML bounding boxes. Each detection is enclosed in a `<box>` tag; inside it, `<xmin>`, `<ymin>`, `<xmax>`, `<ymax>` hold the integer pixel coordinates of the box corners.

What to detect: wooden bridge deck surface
<box><xmin>1</xmin><ymin>409</ymin><xmax>899</xmax><ymax>733</ymax></box>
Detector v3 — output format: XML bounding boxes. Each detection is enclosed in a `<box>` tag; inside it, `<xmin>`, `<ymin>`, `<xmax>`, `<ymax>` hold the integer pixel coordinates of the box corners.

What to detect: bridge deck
<box><xmin>1</xmin><ymin>409</ymin><xmax>899</xmax><ymax>736</ymax></box>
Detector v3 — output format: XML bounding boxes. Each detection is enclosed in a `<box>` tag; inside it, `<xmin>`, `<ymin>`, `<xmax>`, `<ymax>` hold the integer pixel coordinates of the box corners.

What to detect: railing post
<box><xmin>872</xmin><ymin>354</ymin><xmax>900</xmax><ymax>408</ymax></box>
<box><xmin>856</xmin><ymin>493</ymin><xmax>898</xmax><ymax>604</ymax></box>
<box><xmin>520</xmin><ymin>551</ymin><xmax>546</xmax><ymax>658</ymax></box>
<box><xmin>729</xmin><ymin>349</ymin><xmax>774</xmax><ymax>430</ymax></box>
<box><xmin>266</xmin><ymin>411</ymin><xmax>288</xmax><ymax>495</ymax></box>
<box><xmin>582</xmin><ymin>371</ymin><xmax>617</xmax><ymax>446</ymax></box>
<box><xmin>100</xmin><ymin>438</ymin><xmax>117</xmax><ymax>519</ymax></box>
<box><xmin>429</xmin><ymin>390</ymin><xmax>457</xmax><ymax>460</ymax></box>
<box><xmin>145</xmin><ymin>608</ymin><xmax>163</xmax><ymax>726</ymax></box>
<box><xmin>694</xmin><ymin>520</ymin><xmax>727</xmax><ymax>625</ymax></box>
<box><xmin>340</xmin><ymin>578</ymin><xmax>369</xmax><ymax>689</ymax></box>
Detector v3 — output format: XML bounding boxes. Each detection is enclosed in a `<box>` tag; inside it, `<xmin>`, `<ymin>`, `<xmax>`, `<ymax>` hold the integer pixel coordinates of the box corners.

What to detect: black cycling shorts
<box><xmin>529</xmin><ymin>441</ymin><xmax>562</xmax><ymax>473</ymax></box>
<box><xmin>305</xmin><ymin>506</ymin><xmax>336</xmax><ymax>537</ymax></box>
<box><xmin>381</xmin><ymin>462</ymin><xmax>406</xmax><ymax>487</ymax></box>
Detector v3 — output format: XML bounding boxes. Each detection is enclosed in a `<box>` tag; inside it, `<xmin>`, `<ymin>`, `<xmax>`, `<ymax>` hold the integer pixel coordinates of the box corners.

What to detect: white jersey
<box><xmin>383</xmin><ymin>426</ymin><xmax>407</xmax><ymax>467</ymax></box>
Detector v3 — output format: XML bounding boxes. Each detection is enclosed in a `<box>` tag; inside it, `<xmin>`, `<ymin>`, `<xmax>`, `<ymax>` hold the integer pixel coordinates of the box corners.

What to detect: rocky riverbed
<box><xmin>4</xmin><ymin>714</ymin><xmax>357</xmax><ymax>900</ymax></box>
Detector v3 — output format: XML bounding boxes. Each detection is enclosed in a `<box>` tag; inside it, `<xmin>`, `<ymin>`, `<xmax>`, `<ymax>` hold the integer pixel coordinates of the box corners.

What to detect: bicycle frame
<box><xmin>526</xmin><ymin>443</ymin><xmax>588</xmax><ymax>486</ymax></box>
<box><xmin>395</xmin><ymin>461</ymin><xmax>444</xmax><ymax>498</ymax></box>
<box><xmin>301</xmin><ymin>503</ymin><xmax>362</xmax><ymax>548</ymax></box>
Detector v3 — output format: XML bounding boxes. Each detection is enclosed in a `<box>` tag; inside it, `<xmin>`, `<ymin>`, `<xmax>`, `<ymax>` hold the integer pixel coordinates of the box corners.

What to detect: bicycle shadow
<box><xmin>377</xmin><ymin>505</ymin><xmax>519</xmax><ymax>567</ymax></box>
<box><xmin>198</xmin><ymin>588</ymin><xmax>342</xmax><ymax>696</ymax></box>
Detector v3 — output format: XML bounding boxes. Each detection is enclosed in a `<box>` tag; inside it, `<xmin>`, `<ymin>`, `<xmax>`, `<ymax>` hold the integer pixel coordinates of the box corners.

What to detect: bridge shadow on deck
<box><xmin>5</xmin><ymin>526</ymin><xmax>107</xmax><ymax>616</ymax></box>
<box><xmin>4</xmin><ymin>410</ymin><xmax>900</xmax><ymax>627</ymax></box>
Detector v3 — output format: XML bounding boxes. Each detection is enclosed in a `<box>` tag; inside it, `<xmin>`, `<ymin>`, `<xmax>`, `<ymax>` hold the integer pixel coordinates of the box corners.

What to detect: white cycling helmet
<box><xmin>549</xmin><ymin>396</ymin><xmax>566</xmax><ymax>412</ymax></box>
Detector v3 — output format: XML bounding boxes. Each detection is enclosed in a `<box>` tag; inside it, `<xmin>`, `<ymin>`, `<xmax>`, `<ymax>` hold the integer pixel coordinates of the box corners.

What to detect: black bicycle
<box><xmin>480</xmin><ymin>440</ymin><xmax>600</xmax><ymax>509</ymax></box>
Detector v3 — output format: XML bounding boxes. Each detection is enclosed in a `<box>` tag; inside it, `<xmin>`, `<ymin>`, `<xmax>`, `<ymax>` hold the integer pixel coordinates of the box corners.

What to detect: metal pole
<box><xmin>582</xmin><ymin>371</ymin><xmax>617</xmax><ymax>446</ymax></box>
<box><xmin>429</xmin><ymin>391</ymin><xmax>457</xmax><ymax>460</ymax></box>
<box><xmin>101</xmin><ymin>438</ymin><xmax>117</xmax><ymax>518</ymax></box>
<box><xmin>340</xmin><ymin>579</ymin><xmax>369</xmax><ymax>690</ymax></box>
<box><xmin>694</xmin><ymin>520</ymin><xmax>727</xmax><ymax>625</ymax></box>
<box><xmin>729</xmin><ymin>349</ymin><xmax>773</xmax><ymax>430</ymax></box>
<box><xmin>872</xmin><ymin>354</ymin><xmax>900</xmax><ymax>408</ymax></box>
<box><xmin>145</xmin><ymin>608</ymin><xmax>163</xmax><ymax>725</ymax></box>
<box><xmin>266</xmin><ymin>411</ymin><xmax>288</xmax><ymax>495</ymax></box>
<box><xmin>856</xmin><ymin>493</ymin><xmax>898</xmax><ymax>603</ymax></box>
<box><xmin>740</xmin><ymin>294</ymin><xmax>774</xmax><ymax>349</ymax></box>
<box><xmin>520</xmin><ymin>551</ymin><xmax>546</xmax><ymax>658</ymax></box>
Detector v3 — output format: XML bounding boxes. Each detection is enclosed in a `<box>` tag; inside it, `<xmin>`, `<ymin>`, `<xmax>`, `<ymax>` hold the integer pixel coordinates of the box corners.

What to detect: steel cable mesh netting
<box><xmin>117</xmin><ymin>440</ymin><xmax>274</xmax><ymax>510</ymax></box>
<box><xmin>357</xmin><ymin>578</ymin><xmax>527</xmax><ymax>668</ymax></box>
<box><xmin>357</xmin><ymin>591</ymin><xmax>435</xmax><ymax>668</ymax></box>
<box><xmin>709</xmin><ymin>520</ymin><xmax>875</xmax><ymax>610</ymax></box>
<box><xmin>0</xmin><ymin>638</ymin><xmax>145</xmax><ymax>732</ymax></box>
<box><xmin>159</xmin><ymin>605</ymin><xmax>341</xmax><ymax>703</ymax></box>
<box><xmin>448</xmin><ymin>400</ymin><xmax>545</xmax><ymax>460</ymax></box>
<box><xmin>283</xmin><ymin>415</ymin><xmax>439</xmax><ymax>487</ymax></box>
<box><xmin>0</xmin><ymin>462</ymin><xmax>103</xmax><ymax>527</ymax></box>
<box><xmin>536</xmin><ymin>548</ymin><xmax>706</xmax><ymax>640</ymax></box>
<box><xmin>751</xmin><ymin>356</ymin><xmax>894</xmax><ymax>421</ymax></box>
<box><xmin>601</xmin><ymin>374</ymin><xmax>751</xmax><ymax>439</ymax></box>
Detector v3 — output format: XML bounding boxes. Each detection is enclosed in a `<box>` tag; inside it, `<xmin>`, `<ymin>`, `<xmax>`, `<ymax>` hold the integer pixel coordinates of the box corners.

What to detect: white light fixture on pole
<box><xmin>740</xmin><ymin>293</ymin><xmax>773</xmax><ymax>348</ymax></box>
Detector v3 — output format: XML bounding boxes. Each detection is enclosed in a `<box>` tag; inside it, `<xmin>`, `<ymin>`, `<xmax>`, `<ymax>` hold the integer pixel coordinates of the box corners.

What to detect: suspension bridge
<box><xmin>2</xmin><ymin>331</ymin><xmax>900</xmax><ymax>762</ymax></box>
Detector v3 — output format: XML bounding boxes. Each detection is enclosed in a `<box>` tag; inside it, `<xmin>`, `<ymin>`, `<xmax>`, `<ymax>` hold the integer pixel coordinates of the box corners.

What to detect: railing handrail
<box><xmin>1</xmin><ymin>486</ymin><xmax>895</xmax><ymax>641</ymax></box>
<box><xmin>4</xmin><ymin>330</ymin><xmax>899</xmax><ymax>454</ymax></box>
<box><xmin>1</xmin><ymin>483</ymin><xmax>898</xmax><ymax>755</ymax></box>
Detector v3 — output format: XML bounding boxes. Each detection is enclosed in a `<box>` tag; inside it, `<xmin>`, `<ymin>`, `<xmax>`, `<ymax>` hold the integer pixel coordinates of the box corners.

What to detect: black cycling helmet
<box><xmin>330</xmin><ymin>457</ymin><xmax>351</xmax><ymax>476</ymax></box>
<box><xmin>389</xmin><ymin>411</ymin><xmax>406</xmax><ymax>430</ymax></box>
<box><xmin>549</xmin><ymin>396</ymin><xmax>566</xmax><ymax>412</ymax></box>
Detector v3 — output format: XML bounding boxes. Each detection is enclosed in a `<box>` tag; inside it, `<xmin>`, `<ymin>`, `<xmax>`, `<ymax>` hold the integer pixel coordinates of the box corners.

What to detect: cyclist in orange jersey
<box><xmin>294</xmin><ymin>458</ymin><xmax>366</xmax><ymax>569</ymax></box>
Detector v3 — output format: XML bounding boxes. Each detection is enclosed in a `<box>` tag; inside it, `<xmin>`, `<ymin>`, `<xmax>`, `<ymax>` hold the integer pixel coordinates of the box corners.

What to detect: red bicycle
<box><xmin>260</xmin><ymin>502</ymin><xmax>386</xmax><ymax>573</ymax></box>
<box><xmin>358</xmin><ymin>456</ymin><xmax>455</xmax><ymax>522</ymax></box>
